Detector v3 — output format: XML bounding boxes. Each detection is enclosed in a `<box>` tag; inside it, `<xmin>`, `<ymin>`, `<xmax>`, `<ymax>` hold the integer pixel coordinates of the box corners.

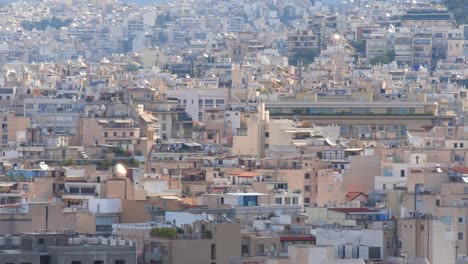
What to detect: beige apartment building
<box><xmin>0</xmin><ymin>110</ymin><xmax>30</xmax><ymax>147</ymax></box>
<box><xmin>397</xmin><ymin>219</ymin><xmax>455</xmax><ymax>264</ymax></box>
<box><xmin>79</xmin><ymin>117</ymin><xmax>141</xmax><ymax>150</ymax></box>
<box><xmin>232</xmin><ymin>103</ymin><xmax>340</xmax><ymax>158</ymax></box>
<box><xmin>145</xmin><ymin>221</ymin><xmax>241</xmax><ymax>264</ymax></box>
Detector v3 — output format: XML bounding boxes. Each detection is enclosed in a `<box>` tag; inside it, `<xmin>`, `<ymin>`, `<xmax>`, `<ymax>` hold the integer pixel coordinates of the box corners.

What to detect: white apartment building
<box><xmin>166</xmin><ymin>88</ymin><xmax>227</xmax><ymax>122</ymax></box>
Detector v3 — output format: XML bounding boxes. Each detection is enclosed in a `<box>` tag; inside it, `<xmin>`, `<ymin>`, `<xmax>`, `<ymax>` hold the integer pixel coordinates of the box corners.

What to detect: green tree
<box><xmin>384</xmin><ymin>49</ymin><xmax>395</xmax><ymax>61</ymax></box>
<box><xmin>21</xmin><ymin>17</ymin><xmax>72</xmax><ymax>31</ymax></box>
<box><xmin>351</xmin><ymin>40</ymin><xmax>366</xmax><ymax>55</ymax></box>
<box><xmin>289</xmin><ymin>48</ymin><xmax>319</xmax><ymax>66</ymax></box>
<box><xmin>444</xmin><ymin>0</ymin><xmax>468</xmax><ymax>24</ymax></box>
<box><xmin>150</xmin><ymin>227</ymin><xmax>177</xmax><ymax>238</ymax></box>
<box><xmin>369</xmin><ymin>55</ymin><xmax>392</xmax><ymax>65</ymax></box>
<box><xmin>60</xmin><ymin>159</ymin><xmax>77</xmax><ymax>166</ymax></box>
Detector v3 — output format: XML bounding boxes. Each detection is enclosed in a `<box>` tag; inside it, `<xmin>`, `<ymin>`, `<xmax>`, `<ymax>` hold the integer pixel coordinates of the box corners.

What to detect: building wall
<box><xmin>75</xmin><ymin>211</ymin><xmax>96</xmax><ymax>234</ymax></box>
<box><xmin>0</xmin><ymin>203</ymin><xmax>89</xmax><ymax>235</ymax></box>
<box><xmin>243</xmin><ymin>234</ymin><xmax>280</xmax><ymax>258</ymax></box>
<box><xmin>106</xmin><ymin>179</ymin><xmax>134</xmax><ymax>200</ymax></box>
<box><xmin>47</xmin><ymin>246</ymin><xmax>136</xmax><ymax>264</ymax></box>
<box><xmin>214</xmin><ymin>223</ymin><xmax>242</xmax><ymax>262</ymax></box>
<box><xmin>7</xmin><ymin>115</ymin><xmax>30</xmax><ymax>145</ymax></box>
<box><xmin>0</xmin><ymin>252</ymin><xmax>40</xmax><ymax>264</ymax></box>
<box><xmin>316</xmin><ymin>169</ymin><xmax>346</xmax><ymax>207</ymax></box>
<box><xmin>343</xmin><ymin>155</ymin><xmax>380</xmax><ymax>194</ymax></box>
<box><xmin>232</xmin><ymin>121</ymin><xmax>264</xmax><ymax>157</ymax></box>
<box><xmin>398</xmin><ymin>219</ymin><xmax>455</xmax><ymax>264</ymax></box>
<box><xmin>169</xmin><ymin>239</ymin><xmax>212</xmax><ymax>263</ymax></box>
<box><xmin>120</xmin><ymin>200</ymin><xmax>151</xmax><ymax>223</ymax></box>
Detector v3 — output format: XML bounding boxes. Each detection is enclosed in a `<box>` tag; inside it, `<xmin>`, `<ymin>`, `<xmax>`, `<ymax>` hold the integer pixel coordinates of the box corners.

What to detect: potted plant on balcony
<box><xmin>150</xmin><ymin>227</ymin><xmax>177</xmax><ymax>239</ymax></box>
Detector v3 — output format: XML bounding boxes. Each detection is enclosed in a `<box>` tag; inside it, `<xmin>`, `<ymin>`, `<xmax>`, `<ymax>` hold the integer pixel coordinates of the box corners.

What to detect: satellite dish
<box><xmin>207</xmin><ymin>214</ymin><xmax>214</xmax><ymax>221</ymax></box>
<box><xmin>162</xmin><ymin>168</ymin><xmax>169</xmax><ymax>174</ymax></box>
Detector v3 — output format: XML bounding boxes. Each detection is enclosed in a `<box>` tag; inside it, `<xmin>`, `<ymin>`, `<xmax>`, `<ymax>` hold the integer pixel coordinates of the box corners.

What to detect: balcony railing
<box><xmin>145</xmin><ymin>251</ymin><xmax>162</xmax><ymax>261</ymax></box>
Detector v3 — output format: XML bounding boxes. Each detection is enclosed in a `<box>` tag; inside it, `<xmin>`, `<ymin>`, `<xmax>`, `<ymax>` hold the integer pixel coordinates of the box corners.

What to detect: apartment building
<box><xmin>166</xmin><ymin>88</ymin><xmax>227</xmax><ymax>123</ymax></box>
<box><xmin>0</xmin><ymin>231</ymin><xmax>136</xmax><ymax>264</ymax></box>
<box><xmin>286</xmin><ymin>30</ymin><xmax>319</xmax><ymax>53</ymax></box>
<box><xmin>265</xmin><ymin>101</ymin><xmax>439</xmax><ymax>139</ymax></box>
<box><xmin>0</xmin><ymin>111</ymin><xmax>29</xmax><ymax>148</ymax></box>
<box><xmin>79</xmin><ymin>117</ymin><xmax>140</xmax><ymax>151</ymax></box>
<box><xmin>401</xmin><ymin>9</ymin><xmax>455</xmax><ymax>28</ymax></box>
<box><xmin>144</xmin><ymin>221</ymin><xmax>241</xmax><ymax>264</ymax></box>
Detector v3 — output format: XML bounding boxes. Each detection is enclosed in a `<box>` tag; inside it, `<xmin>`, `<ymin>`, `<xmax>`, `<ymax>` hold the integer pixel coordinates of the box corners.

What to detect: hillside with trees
<box><xmin>444</xmin><ymin>0</ymin><xmax>468</xmax><ymax>24</ymax></box>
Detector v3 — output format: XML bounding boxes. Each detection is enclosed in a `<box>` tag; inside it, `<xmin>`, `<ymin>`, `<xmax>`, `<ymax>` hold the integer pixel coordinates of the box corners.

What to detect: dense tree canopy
<box><xmin>444</xmin><ymin>0</ymin><xmax>468</xmax><ymax>24</ymax></box>
<box><xmin>289</xmin><ymin>48</ymin><xmax>320</xmax><ymax>66</ymax></box>
<box><xmin>21</xmin><ymin>17</ymin><xmax>72</xmax><ymax>31</ymax></box>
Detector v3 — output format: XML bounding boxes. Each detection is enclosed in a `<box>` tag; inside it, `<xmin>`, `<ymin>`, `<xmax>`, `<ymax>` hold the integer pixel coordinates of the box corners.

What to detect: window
<box><xmin>211</xmin><ymin>244</ymin><xmax>216</xmax><ymax>260</ymax></box>
<box><xmin>400</xmin><ymin>170</ymin><xmax>405</xmax><ymax>177</ymax></box>
<box><xmin>441</xmin><ymin>216</ymin><xmax>452</xmax><ymax>224</ymax></box>
<box><xmin>162</xmin><ymin>124</ymin><xmax>166</xmax><ymax>131</ymax></box>
<box><xmin>292</xmin><ymin>197</ymin><xmax>299</xmax><ymax>204</ymax></box>
<box><xmin>257</xmin><ymin>244</ymin><xmax>265</xmax><ymax>254</ymax></box>
<box><xmin>94</xmin><ymin>261</ymin><xmax>104</xmax><ymax>264</ymax></box>
<box><xmin>305</xmin><ymin>173</ymin><xmax>310</xmax><ymax>179</ymax></box>
<box><xmin>205</xmin><ymin>99</ymin><xmax>214</xmax><ymax>106</ymax></box>
<box><xmin>270</xmin><ymin>244</ymin><xmax>277</xmax><ymax>254</ymax></box>
<box><xmin>130</xmin><ymin>132</ymin><xmax>134</xmax><ymax>137</ymax></box>
<box><xmin>38</xmin><ymin>238</ymin><xmax>45</xmax><ymax>245</ymax></box>
<box><xmin>436</xmin><ymin>199</ymin><xmax>440</xmax><ymax>206</ymax></box>
<box><xmin>386</xmin><ymin>239</ymin><xmax>394</xmax><ymax>248</ymax></box>
<box><xmin>115</xmin><ymin>261</ymin><xmax>126</xmax><ymax>264</ymax></box>
<box><xmin>304</xmin><ymin>185</ymin><xmax>311</xmax><ymax>192</ymax></box>
<box><xmin>459</xmin><ymin>232</ymin><xmax>464</xmax><ymax>240</ymax></box>
<box><xmin>304</xmin><ymin>198</ymin><xmax>310</xmax><ymax>204</ymax></box>
<box><xmin>275</xmin><ymin>197</ymin><xmax>282</xmax><ymax>204</ymax></box>
<box><xmin>71</xmin><ymin>262</ymin><xmax>82</xmax><ymax>264</ymax></box>
<box><xmin>104</xmin><ymin>132</ymin><xmax>108</xmax><ymax>138</ymax></box>
<box><xmin>242</xmin><ymin>244</ymin><xmax>249</xmax><ymax>255</ymax></box>
<box><xmin>265</xmin><ymin>132</ymin><xmax>269</xmax><ymax>138</ymax></box>
<box><xmin>459</xmin><ymin>217</ymin><xmax>465</xmax><ymax>224</ymax></box>
<box><xmin>454</xmin><ymin>143</ymin><xmax>458</xmax><ymax>148</ymax></box>
<box><xmin>461</xmin><ymin>143</ymin><xmax>465</xmax><ymax>148</ymax></box>
<box><xmin>113</xmin><ymin>132</ymin><xmax>117</xmax><ymax>137</ymax></box>
<box><xmin>23</xmin><ymin>184</ymin><xmax>29</xmax><ymax>191</ymax></box>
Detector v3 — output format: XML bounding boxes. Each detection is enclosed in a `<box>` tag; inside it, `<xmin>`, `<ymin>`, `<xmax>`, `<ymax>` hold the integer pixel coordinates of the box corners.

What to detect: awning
<box><xmin>159</xmin><ymin>196</ymin><xmax>182</xmax><ymax>201</ymax></box>
<box><xmin>0</xmin><ymin>182</ymin><xmax>17</xmax><ymax>187</ymax></box>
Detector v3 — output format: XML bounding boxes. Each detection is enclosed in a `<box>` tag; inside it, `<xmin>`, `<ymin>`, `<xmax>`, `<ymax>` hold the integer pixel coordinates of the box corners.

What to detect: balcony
<box><xmin>145</xmin><ymin>251</ymin><xmax>162</xmax><ymax>262</ymax></box>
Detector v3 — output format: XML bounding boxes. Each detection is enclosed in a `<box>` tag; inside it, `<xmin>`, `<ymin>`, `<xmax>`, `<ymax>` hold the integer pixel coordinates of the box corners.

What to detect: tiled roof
<box><xmin>449</xmin><ymin>167</ymin><xmax>468</xmax><ymax>174</ymax></box>
<box><xmin>345</xmin><ymin>192</ymin><xmax>368</xmax><ymax>202</ymax></box>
